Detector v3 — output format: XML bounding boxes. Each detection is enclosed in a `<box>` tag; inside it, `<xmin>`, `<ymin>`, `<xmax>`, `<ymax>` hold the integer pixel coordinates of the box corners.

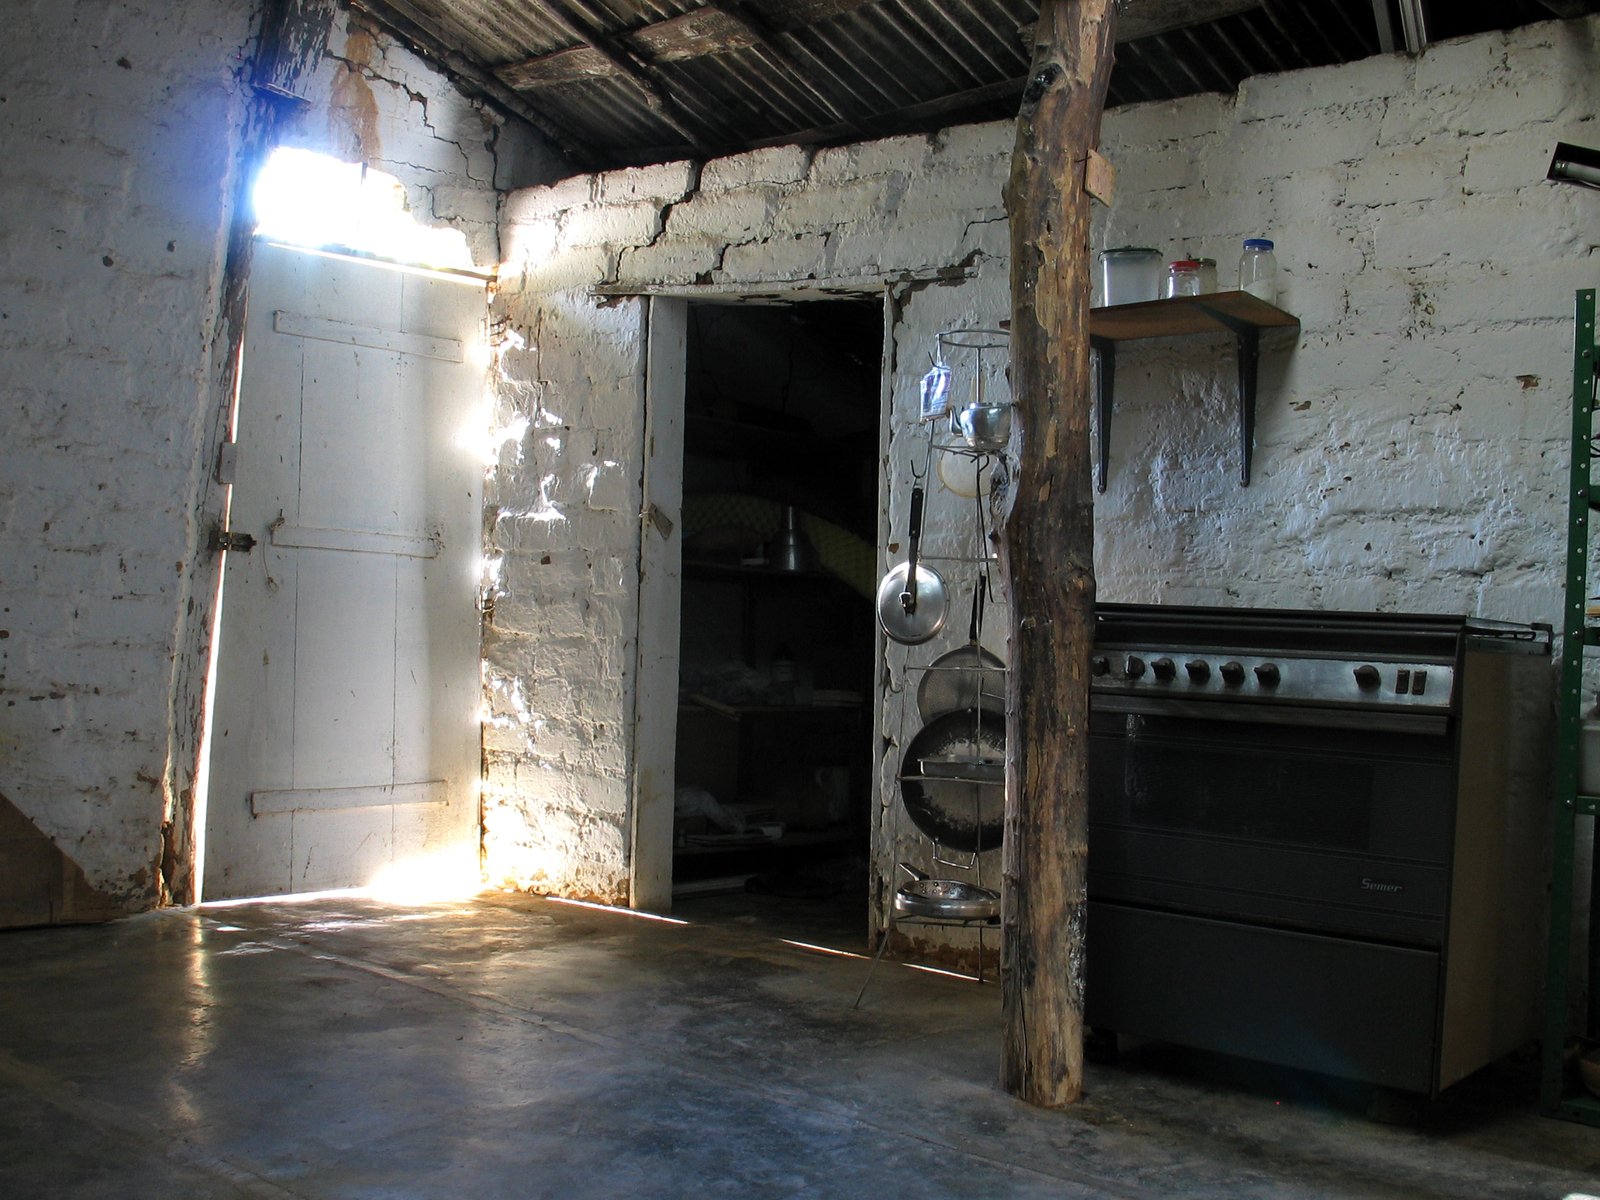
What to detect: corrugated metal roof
<box><xmin>352</xmin><ymin>0</ymin><xmax>1581</xmax><ymax>172</ymax></box>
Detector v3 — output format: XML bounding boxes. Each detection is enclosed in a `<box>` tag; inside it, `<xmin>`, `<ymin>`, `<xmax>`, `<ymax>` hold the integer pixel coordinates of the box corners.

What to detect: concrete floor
<box><xmin>1</xmin><ymin>891</ymin><xmax>1597</xmax><ymax>1200</ymax></box>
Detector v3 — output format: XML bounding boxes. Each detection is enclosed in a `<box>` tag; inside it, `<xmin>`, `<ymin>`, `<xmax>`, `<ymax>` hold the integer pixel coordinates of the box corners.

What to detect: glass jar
<box><xmin>1239</xmin><ymin>238</ymin><xmax>1277</xmax><ymax>303</ymax></box>
<box><xmin>1099</xmin><ymin>247</ymin><xmax>1163</xmax><ymax>306</ymax></box>
<box><xmin>1164</xmin><ymin>259</ymin><xmax>1202</xmax><ymax>299</ymax></box>
<box><xmin>1196</xmin><ymin>257</ymin><xmax>1218</xmax><ymax>293</ymax></box>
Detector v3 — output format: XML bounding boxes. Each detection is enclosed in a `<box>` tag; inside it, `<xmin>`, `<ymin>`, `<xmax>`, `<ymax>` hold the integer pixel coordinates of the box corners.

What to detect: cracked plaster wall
<box><xmin>273</xmin><ymin>11</ymin><xmax>562</xmax><ymax>268</ymax></box>
<box><xmin>0</xmin><ymin>0</ymin><xmax>559</xmax><ymax>915</ymax></box>
<box><xmin>490</xmin><ymin>132</ymin><xmax>1013</xmax><ymax>902</ymax></box>
<box><xmin>491</xmin><ymin>16</ymin><xmax>1597</xmax><ymax>934</ymax></box>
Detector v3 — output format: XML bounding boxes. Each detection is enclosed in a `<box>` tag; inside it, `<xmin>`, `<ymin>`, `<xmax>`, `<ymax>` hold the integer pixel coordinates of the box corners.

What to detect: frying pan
<box><xmin>898</xmin><ymin>707</ymin><xmax>1005</xmax><ymax>853</ymax></box>
<box><xmin>916</xmin><ymin>572</ymin><xmax>1005</xmax><ymax>723</ymax></box>
<box><xmin>893</xmin><ymin>864</ymin><xmax>1000</xmax><ymax>922</ymax></box>
<box><xmin>876</xmin><ymin>482</ymin><xmax>948</xmax><ymax>645</ymax></box>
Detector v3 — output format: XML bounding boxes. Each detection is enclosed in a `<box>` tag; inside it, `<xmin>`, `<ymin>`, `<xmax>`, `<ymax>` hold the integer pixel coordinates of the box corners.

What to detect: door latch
<box><xmin>211</xmin><ymin>526</ymin><xmax>257</xmax><ymax>554</ymax></box>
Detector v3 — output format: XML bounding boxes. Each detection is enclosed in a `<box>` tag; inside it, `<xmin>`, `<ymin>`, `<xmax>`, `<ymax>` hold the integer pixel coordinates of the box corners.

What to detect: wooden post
<box><xmin>998</xmin><ymin>0</ymin><xmax>1116</xmax><ymax>1107</ymax></box>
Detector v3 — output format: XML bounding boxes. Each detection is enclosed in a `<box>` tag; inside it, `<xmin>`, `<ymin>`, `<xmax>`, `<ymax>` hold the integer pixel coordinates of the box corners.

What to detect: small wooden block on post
<box><xmin>1085</xmin><ymin>149</ymin><xmax>1116</xmax><ymax>206</ymax></box>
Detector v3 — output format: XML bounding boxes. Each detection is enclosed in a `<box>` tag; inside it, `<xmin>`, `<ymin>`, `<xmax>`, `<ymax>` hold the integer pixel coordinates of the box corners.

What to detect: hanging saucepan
<box><xmin>916</xmin><ymin>571</ymin><xmax>1005</xmax><ymax>723</ymax></box>
<box><xmin>898</xmin><ymin>707</ymin><xmax>1005</xmax><ymax>853</ymax></box>
<box><xmin>876</xmin><ymin>482</ymin><xmax>948</xmax><ymax>645</ymax></box>
<box><xmin>893</xmin><ymin>863</ymin><xmax>999</xmax><ymax>922</ymax></box>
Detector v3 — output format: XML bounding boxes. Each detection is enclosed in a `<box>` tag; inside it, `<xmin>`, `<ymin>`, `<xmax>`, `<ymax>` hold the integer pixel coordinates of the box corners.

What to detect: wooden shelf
<box><xmin>1088</xmin><ymin>291</ymin><xmax>1301</xmax><ymax>491</ymax></box>
<box><xmin>682</xmin><ymin>692</ymin><xmax>864</xmax><ymax>720</ymax></box>
<box><xmin>674</xmin><ymin>828</ymin><xmax>854</xmax><ymax>859</ymax></box>
<box><xmin>682</xmin><ymin>558</ymin><xmax>841</xmax><ymax>585</ymax></box>
<box><xmin>1088</xmin><ymin>290</ymin><xmax>1299</xmax><ymax>341</ymax></box>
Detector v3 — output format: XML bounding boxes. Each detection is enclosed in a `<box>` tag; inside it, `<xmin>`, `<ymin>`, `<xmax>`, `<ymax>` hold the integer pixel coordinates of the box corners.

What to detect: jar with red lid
<box><xmin>1164</xmin><ymin>259</ymin><xmax>1202</xmax><ymax>299</ymax></box>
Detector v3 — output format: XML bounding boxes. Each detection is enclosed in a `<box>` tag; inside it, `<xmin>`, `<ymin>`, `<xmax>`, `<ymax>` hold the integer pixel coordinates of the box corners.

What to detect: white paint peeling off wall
<box><xmin>0</xmin><ymin>0</ymin><xmax>562</xmax><ymax>915</ymax></box>
<box><xmin>490</xmin><ymin>16</ymin><xmax>1598</xmax><ymax>930</ymax></box>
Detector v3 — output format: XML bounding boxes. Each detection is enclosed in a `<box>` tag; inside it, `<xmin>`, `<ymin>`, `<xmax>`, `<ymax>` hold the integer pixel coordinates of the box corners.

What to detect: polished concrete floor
<box><xmin>2</xmin><ymin>890</ymin><xmax>1597</xmax><ymax>1200</ymax></box>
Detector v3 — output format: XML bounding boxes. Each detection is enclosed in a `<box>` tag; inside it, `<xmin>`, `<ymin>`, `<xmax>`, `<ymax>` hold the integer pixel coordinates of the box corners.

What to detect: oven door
<box><xmin>1087</xmin><ymin>702</ymin><xmax>1456</xmax><ymax>947</ymax></box>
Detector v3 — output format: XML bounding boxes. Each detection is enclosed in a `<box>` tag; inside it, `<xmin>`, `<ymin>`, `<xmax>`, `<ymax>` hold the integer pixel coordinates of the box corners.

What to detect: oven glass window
<box><xmin>1089</xmin><ymin>712</ymin><xmax>1452</xmax><ymax>858</ymax></box>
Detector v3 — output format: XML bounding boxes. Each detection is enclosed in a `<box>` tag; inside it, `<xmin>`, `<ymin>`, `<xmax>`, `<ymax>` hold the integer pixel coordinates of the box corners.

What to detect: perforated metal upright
<box><xmin>1541</xmin><ymin>288</ymin><xmax>1600</xmax><ymax>1125</ymax></box>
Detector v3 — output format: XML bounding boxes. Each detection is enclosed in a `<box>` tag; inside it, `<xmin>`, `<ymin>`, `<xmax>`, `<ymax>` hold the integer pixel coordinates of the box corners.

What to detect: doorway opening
<box><xmin>670</xmin><ymin>299</ymin><xmax>883</xmax><ymax>950</ymax></box>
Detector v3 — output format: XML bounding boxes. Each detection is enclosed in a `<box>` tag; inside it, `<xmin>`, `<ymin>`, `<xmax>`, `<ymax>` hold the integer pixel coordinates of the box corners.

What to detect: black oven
<box><xmin>1084</xmin><ymin>604</ymin><xmax>1552</xmax><ymax>1095</ymax></box>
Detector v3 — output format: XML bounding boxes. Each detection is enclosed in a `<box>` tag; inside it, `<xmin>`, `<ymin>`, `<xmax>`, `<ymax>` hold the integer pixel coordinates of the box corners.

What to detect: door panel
<box><xmin>203</xmin><ymin>242</ymin><xmax>484</xmax><ymax>900</ymax></box>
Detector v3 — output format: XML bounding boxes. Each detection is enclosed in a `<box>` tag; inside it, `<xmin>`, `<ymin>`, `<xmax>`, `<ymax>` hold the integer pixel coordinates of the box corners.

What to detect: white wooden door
<box><xmin>202</xmin><ymin>242</ymin><xmax>484</xmax><ymax>900</ymax></box>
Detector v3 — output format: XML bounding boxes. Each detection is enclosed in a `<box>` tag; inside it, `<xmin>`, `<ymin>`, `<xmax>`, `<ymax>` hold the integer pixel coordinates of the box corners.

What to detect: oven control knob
<box><xmin>1185</xmin><ymin>660</ymin><xmax>1211</xmax><ymax>683</ymax></box>
<box><xmin>1254</xmin><ymin>662</ymin><xmax>1281</xmax><ymax>688</ymax></box>
<box><xmin>1091</xmin><ymin>655</ymin><xmax>1110</xmax><ymax>677</ymax></box>
<box><xmin>1220</xmin><ymin>660</ymin><xmax>1245</xmax><ymax>686</ymax></box>
<box><xmin>1353</xmin><ymin>664</ymin><xmax>1382</xmax><ymax>690</ymax></box>
<box><xmin>1151</xmin><ymin>656</ymin><xmax>1176</xmax><ymax>681</ymax></box>
<box><xmin>1124</xmin><ymin>655</ymin><xmax>1146</xmax><ymax>679</ymax></box>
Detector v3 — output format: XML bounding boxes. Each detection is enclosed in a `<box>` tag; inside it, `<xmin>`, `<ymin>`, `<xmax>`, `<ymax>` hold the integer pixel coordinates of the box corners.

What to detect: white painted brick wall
<box><xmin>0</xmin><ymin>0</ymin><xmax>560</xmax><ymax>911</ymax></box>
<box><xmin>491</xmin><ymin>16</ymin><xmax>1598</xmax><ymax>933</ymax></box>
<box><xmin>0</xmin><ymin>0</ymin><xmax>258</xmax><ymax>908</ymax></box>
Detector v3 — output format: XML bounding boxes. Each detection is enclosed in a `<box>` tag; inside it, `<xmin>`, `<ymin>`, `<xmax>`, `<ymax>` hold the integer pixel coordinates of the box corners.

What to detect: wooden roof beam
<box><xmin>515</xmin><ymin>0</ymin><xmax>714</xmax><ymax>146</ymax></box>
<box><xmin>496</xmin><ymin>0</ymin><xmax>885</xmax><ymax>90</ymax></box>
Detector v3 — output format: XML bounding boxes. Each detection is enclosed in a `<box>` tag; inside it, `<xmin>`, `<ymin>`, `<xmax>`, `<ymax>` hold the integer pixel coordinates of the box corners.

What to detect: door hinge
<box><xmin>211</xmin><ymin>525</ymin><xmax>257</xmax><ymax>554</ymax></box>
<box><xmin>216</xmin><ymin>440</ymin><xmax>239</xmax><ymax>485</ymax></box>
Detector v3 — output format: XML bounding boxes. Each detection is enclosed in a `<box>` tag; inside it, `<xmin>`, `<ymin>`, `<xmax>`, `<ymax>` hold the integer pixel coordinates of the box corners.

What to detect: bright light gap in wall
<box><xmin>780</xmin><ymin>939</ymin><xmax>868</xmax><ymax>960</ymax></box>
<box><xmin>904</xmin><ymin>963</ymin><xmax>984</xmax><ymax>983</ymax></box>
<box><xmin>252</xmin><ymin>146</ymin><xmax>484</xmax><ymax>277</ymax></box>
<box><xmin>543</xmin><ymin>896</ymin><xmax>690</xmax><ymax>925</ymax></box>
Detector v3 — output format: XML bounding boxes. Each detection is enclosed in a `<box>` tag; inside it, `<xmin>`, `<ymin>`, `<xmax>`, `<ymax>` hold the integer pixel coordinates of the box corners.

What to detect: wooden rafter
<box><xmin>516</xmin><ymin>0</ymin><xmax>715</xmax><ymax>146</ymax></box>
<box><xmin>495</xmin><ymin>0</ymin><xmax>879</xmax><ymax>91</ymax></box>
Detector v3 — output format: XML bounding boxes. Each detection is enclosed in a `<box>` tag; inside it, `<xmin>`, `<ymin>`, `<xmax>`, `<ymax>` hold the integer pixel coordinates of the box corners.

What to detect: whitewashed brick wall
<box><xmin>0</xmin><ymin>0</ymin><xmax>555</xmax><ymax>912</ymax></box>
<box><xmin>0</xmin><ymin>0</ymin><xmax>259</xmax><ymax>910</ymax></box>
<box><xmin>1092</xmin><ymin>18</ymin><xmax>1598</xmax><ymax>619</ymax></box>
<box><xmin>492</xmin><ymin>16</ymin><xmax>1597</xmax><ymax>928</ymax></box>
<box><xmin>489</xmin><ymin>96</ymin><xmax>1024</xmax><ymax>900</ymax></box>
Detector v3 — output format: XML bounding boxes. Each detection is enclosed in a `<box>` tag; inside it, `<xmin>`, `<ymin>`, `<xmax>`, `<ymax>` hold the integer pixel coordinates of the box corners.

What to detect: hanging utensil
<box><xmin>876</xmin><ymin>481</ymin><xmax>948</xmax><ymax>645</ymax></box>
<box><xmin>897</xmin><ymin>707</ymin><xmax>1005</xmax><ymax>853</ymax></box>
<box><xmin>916</xmin><ymin>571</ymin><xmax>1005</xmax><ymax>723</ymax></box>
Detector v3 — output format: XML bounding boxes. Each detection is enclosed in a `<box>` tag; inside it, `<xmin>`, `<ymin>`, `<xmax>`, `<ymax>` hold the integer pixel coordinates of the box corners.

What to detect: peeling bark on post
<box><xmin>998</xmin><ymin>0</ymin><xmax>1116</xmax><ymax>1107</ymax></box>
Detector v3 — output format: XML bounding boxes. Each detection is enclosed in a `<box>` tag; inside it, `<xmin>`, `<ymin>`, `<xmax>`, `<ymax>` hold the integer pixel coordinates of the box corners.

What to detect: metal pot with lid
<box><xmin>877</xmin><ymin>482</ymin><xmax>949</xmax><ymax>645</ymax></box>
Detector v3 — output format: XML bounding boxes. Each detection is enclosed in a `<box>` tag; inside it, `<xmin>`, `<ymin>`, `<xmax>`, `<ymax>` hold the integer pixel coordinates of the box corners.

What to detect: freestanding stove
<box><xmin>1085</xmin><ymin>603</ymin><xmax>1553</xmax><ymax>1094</ymax></box>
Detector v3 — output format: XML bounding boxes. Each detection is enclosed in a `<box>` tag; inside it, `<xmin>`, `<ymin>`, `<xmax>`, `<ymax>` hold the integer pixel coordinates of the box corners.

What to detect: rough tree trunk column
<box><xmin>998</xmin><ymin>0</ymin><xmax>1116</xmax><ymax>1107</ymax></box>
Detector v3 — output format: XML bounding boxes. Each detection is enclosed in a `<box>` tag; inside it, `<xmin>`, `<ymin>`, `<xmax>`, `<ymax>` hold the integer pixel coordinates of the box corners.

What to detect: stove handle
<box><xmin>1090</xmin><ymin>694</ymin><xmax>1451</xmax><ymax>736</ymax></box>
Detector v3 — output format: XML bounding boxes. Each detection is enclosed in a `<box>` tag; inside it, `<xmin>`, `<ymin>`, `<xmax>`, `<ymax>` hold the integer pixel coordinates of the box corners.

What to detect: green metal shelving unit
<box><xmin>1542</xmin><ymin>288</ymin><xmax>1600</xmax><ymax>1125</ymax></box>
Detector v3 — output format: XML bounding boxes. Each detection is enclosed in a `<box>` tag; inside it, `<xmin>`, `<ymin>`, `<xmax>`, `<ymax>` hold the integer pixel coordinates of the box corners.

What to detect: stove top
<box><xmin>1089</xmin><ymin>603</ymin><xmax>1549</xmax><ymax>715</ymax></box>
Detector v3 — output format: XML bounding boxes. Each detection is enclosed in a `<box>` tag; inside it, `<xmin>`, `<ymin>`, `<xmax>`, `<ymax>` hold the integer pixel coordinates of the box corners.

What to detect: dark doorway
<box><xmin>670</xmin><ymin>299</ymin><xmax>882</xmax><ymax>950</ymax></box>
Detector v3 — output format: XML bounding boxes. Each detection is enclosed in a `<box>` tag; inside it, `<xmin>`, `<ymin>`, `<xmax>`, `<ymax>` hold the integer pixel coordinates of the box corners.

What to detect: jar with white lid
<box><xmin>1164</xmin><ymin>259</ymin><xmax>1202</xmax><ymax>299</ymax></box>
<box><xmin>1239</xmin><ymin>238</ymin><xmax>1277</xmax><ymax>303</ymax></box>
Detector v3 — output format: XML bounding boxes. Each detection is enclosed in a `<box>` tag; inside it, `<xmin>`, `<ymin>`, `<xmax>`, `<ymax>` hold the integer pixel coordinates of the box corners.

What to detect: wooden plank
<box><xmin>273</xmin><ymin>310</ymin><xmax>464</xmax><ymax>361</ymax></box>
<box><xmin>999</xmin><ymin>0</ymin><xmax>1117</xmax><ymax>1109</ymax></box>
<box><xmin>270</xmin><ymin>523</ymin><xmax>439</xmax><ymax>559</ymax></box>
<box><xmin>1085</xmin><ymin>149</ymin><xmax>1115</xmax><ymax>206</ymax></box>
<box><xmin>251</xmin><ymin>779</ymin><xmax>448</xmax><ymax>816</ymax></box>
<box><xmin>496</xmin><ymin>44</ymin><xmax>615</xmax><ymax>89</ymax></box>
<box><xmin>631</xmin><ymin>8</ymin><xmax>755</xmax><ymax>62</ymax></box>
<box><xmin>253</xmin><ymin>0</ymin><xmax>341</xmax><ymax>101</ymax></box>
<box><xmin>1021</xmin><ymin>0</ymin><xmax>1256</xmax><ymax>45</ymax></box>
<box><xmin>631</xmin><ymin>297</ymin><xmax>687</xmax><ymax>914</ymax></box>
<box><xmin>495</xmin><ymin>0</ymin><xmax>875</xmax><ymax>91</ymax></box>
<box><xmin>1088</xmin><ymin>291</ymin><xmax>1300</xmax><ymax>341</ymax></box>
